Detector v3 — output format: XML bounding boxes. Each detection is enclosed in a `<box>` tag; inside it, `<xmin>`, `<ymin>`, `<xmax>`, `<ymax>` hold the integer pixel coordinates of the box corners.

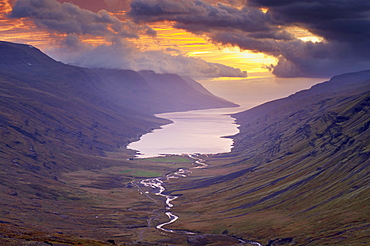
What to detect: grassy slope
<box><xmin>0</xmin><ymin>153</ymin><xmax>199</xmax><ymax>245</ymax></box>
<box><xmin>164</xmin><ymin>71</ymin><xmax>370</xmax><ymax>245</ymax></box>
<box><xmin>0</xmin><ymin>41</ymin><xmax>235</xmax><ymax>245</ymax></box>
<box><xmin>0</xmin><ymin>42</ymin><xmax>172</xmax><ymax>245</ymax></box>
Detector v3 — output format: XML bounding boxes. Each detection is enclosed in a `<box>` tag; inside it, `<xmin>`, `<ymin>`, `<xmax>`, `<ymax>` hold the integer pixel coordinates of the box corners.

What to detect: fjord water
<box><xmin>127</xmin><ymin>107</ymin><xmax>241</xmax><ymax>158</ymax></box>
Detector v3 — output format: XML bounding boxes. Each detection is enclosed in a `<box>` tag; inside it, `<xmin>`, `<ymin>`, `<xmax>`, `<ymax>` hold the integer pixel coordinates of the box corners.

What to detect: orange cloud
<box><xmin>0</xmin><ymin>0</ymin><xmax>51</xmax><ymax>47</ymax></box>
<box><xmin>131</xmin><ymin>21</ymin><xmax>275</xmax><ymax>73</ymax></box>
<box><xmin>0</xmin><ymin>0</ymin><xmax>258</xmax><ymax>77</ymax></box>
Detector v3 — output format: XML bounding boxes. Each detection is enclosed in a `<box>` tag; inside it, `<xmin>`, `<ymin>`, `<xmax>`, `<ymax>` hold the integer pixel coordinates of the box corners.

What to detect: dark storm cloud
<box><xmin>130</xmin><ymin>0</ymin><xmax>370</xmax><ymax>77</ymax></box>
<box><xmin>129</xmin><ymin>0</ymin><xmax>292</xmax><ymax>40</ymax></box>
<box><xmin>5</xmin><ymin>0</ymin><xmax>247</xmax><ymax>77</ymax></box>
<box><xmin>9</xmin><ymin>0</ymin><xmax>155</xmax><ymax>38</ymax></box>
<box><xmin>246</xmin><ymin>0</ymin><xmax>370</xmax><ymax>77</ymax></box>
<box><xmin>211</xmin><ymin>30</ymin><xmax>364</xmax><ymax>78</ymax></box>
<box><xmin>7</xmin><ymin>0</ymin><xmax>246</xmax><ymax>78</ymax></box>
<box><xmin>249</xmin><ymin>0</ymin><xmax>370</xmax><ymax>44</ymax></box>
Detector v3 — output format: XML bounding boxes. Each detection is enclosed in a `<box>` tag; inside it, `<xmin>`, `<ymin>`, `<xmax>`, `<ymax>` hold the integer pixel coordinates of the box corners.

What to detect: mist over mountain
<box><xmin>94</xmin><ymin>68</ymin><xmax>237</xmax><ymax>114</ymax></box>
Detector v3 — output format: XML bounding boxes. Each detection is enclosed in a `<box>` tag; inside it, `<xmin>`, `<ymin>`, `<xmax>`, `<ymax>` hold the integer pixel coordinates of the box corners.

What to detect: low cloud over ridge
<box><xmin>51</xmin><ymin>37</ymin><xmax>247</xmax><ymax>78</ymax></box>
<box><xmin>7</xmin><ymin>0</ymin><xmax>247</xmax><ymax>78</ymax></box>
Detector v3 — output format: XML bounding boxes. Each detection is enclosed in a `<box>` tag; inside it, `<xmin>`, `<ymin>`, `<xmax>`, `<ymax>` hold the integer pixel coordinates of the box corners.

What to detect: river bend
<box><xmin>134</xmin><ymin>155</ymin><xmax>263</xmax><ymax>245</ymax></box>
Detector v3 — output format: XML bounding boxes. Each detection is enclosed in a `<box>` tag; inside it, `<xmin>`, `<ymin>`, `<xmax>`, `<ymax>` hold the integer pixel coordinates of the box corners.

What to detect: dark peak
<box><xmin>0</xmin><ymin>40</ymin><xmax>37</xmax><ymax>50</ymax></box>
<box><xmin>329</xmin><ymin>69</ymin><xmax>370</xmax><ymax>84</ymax></box>
<box><xmin>0</xmin><ymin>41</ymin><xmax>51</xmax><ymax>62</ymax></box>
<box><xmin>138</xmin><ymin>69</ymin><xmax>156</xmax><ymax>74</ymax></box>
<box><xmin>0</xmin><ymin>40</ymin><xmax>64</xmax><ymax>73</ymax></box>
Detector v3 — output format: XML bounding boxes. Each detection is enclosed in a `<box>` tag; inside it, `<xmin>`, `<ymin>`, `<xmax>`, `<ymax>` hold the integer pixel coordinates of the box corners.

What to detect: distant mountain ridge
<box><xmin>94</xmin><ymin>68</ymin><xmax>237</xmax><ymax>114</ymax></box>
<box><xmin>0</xmin><ymin>41</ymin><xmax>237</xmax><ymax>114</ymax></box>
<box><xmin>0</xmin><ymin>40</ymin><xmax>238</xmax><ymax>175</ymax></box>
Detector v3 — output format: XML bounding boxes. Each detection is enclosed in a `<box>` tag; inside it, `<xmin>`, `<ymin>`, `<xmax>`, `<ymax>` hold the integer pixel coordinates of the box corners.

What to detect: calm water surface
<box><xmin>127</xmin><ymin>107</ymin><xmax>241</xmax><ymax>158</ymax></box>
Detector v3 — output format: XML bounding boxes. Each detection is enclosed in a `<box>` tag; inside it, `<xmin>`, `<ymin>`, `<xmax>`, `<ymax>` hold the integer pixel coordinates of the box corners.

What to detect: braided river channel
<box><xmin>128</xmin><ymin>107</ymin><xmax>263</xmax><ymax>245</ymax></box>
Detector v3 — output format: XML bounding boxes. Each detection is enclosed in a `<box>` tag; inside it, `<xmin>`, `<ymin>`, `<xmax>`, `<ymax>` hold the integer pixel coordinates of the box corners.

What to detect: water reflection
<box><xmin>127</xmin><ymin>107</ymin><xmax>241</xmax><ymax>158</ymax></box>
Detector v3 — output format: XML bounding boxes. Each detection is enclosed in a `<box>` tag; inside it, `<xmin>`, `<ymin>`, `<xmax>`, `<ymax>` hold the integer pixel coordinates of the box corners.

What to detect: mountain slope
<box><xmin>0</xmin><ymin>41</ymin><xmax>236</xmax><ymax>114</ymax></box>
<box><xmin>0</xmin><ymin>41</ymin><xmax>237</xmax><ymax>245</ymax></box>
<box><xmin>167</xmin><ymin>70</ymin><xmax>370</xmax><ymax>245</ymax></box>
<box><xmin>138</xmin><ymin>70</ymin><xmax>237</xmax><ymax>113</ymax></box>
<box><xmin>93</xmin><ymin>69</ymin><xmax>237</xmax><ymax>114</ymax></box>
<box><xmin>0</xmin><ymin>40</ymin><xmax>236</xmax><ymax>159</ymax></box>
<box><xmin>0</xmin><ymin>41</ymin><xmax>164</xmax><ymax>168</ymax></box>
<box><xmin>0</xmin><ymin>41</ymin><xmax>167</xmax><ymax>245</ymax></box>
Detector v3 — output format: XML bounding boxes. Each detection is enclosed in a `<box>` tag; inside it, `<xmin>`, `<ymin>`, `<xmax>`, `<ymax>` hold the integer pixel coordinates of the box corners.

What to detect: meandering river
<box><xmin>127</xmin><ymin>107</ymin><xmax>241</xmax><ymax>158</ymax></box>
<box><xmin>134</xmin><ymin>155</ymin><xmax>263</xmax><ymax>245</ymax></box>
<box><xmin>127</xmin><ymin>107</ymin><xmax>263</xmax><ymax>244</ymax></box>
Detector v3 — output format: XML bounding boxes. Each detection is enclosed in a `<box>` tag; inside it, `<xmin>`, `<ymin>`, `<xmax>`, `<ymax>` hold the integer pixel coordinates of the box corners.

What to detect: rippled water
<box><xmin>127</xmin><ymin>107</ymin><xmax>241</xmax><ymax>158</ymax></box>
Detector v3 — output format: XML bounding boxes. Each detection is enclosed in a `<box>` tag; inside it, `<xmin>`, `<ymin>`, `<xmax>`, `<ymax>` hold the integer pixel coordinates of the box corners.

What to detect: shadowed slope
<box><xmin>0</xmin><ymin>41</ymin><xmax>237</xmax><ymax>245</ymax></box>
<box><xmin>93</xmin><ymin>69</ymin><xmax>237</xmax><ymax>114</ymax></box>
<box><xmin>167</xmin><ymin>70</ymin><xmax>370</xmax><ymax>245</ymax></box>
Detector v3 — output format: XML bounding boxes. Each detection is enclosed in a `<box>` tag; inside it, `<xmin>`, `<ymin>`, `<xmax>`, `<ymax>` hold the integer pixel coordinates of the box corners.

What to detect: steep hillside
<box><xmin>138</xmin><ymin>70</ymin><xmax>237</xmax><ymax>113</ymax></box>
<box><xmin>93</xmin><ymin>69</ymin><xmax>237</xmax><ymax>114</ymax></box>
<box><xmin>0</xmin><ymin>41</ymin><xmax>236</xmax><ymax>114</ymax></box>
<box><xmin>0</xmin><ymin>41</ymin><xmax>170</xmax><ymax>245</ymax></box>
<box><xmin>0</xmin><ymin>40</ymin><xmax>236</xmax><ymax>165</ymax></box>
<box><xmin>0</xmin><ymin>41</ymin><xmax>236</xmax><ymax>245</ymax></box>
<box><xmin>0</xmin><ymin>41</ymin><xmax>165</xmax><ymax>170</ymax></box>
<box><xmin>166</xmin><ymin>71</ymin><xmax>370</xmax><ymax>245</ymax></box>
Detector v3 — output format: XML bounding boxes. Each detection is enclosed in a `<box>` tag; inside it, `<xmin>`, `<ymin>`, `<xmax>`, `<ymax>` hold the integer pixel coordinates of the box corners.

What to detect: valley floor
<box><xmin>1</xmin><ymin>151</ymin><xmax>368</xmax><ymax>246</ymax></box>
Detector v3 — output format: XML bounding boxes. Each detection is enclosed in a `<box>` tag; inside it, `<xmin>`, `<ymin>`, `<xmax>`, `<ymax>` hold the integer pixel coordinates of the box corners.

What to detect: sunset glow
<box><xmin>0</xmin><ymin>1</ymin><xmax>53</xmax><ymax>48</ymax></box>
<box><xmin>1</xmin><ymin>0</ymin><xmax>368</xmax><ymax>79</ymax></box>
<box><xmin>0</xmin><ymin>0</ymin><xmax>311</xmax><ymax>76</ymax></box>
<box><xmin>286</xmin><ymin>26</ymin><xmax>324</xmax><ymax>43</ymax></box>
<box><xmin>131</xmin><ymin>22</ymin><xmax>278</xmax><ymax>74</ymax></box>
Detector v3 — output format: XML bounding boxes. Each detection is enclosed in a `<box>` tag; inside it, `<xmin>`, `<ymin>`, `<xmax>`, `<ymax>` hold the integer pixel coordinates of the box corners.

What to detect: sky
<box><xmin>1</xmin><ymin>0</ymin><xmax>369</xmax><ymax>108</ymax></box>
